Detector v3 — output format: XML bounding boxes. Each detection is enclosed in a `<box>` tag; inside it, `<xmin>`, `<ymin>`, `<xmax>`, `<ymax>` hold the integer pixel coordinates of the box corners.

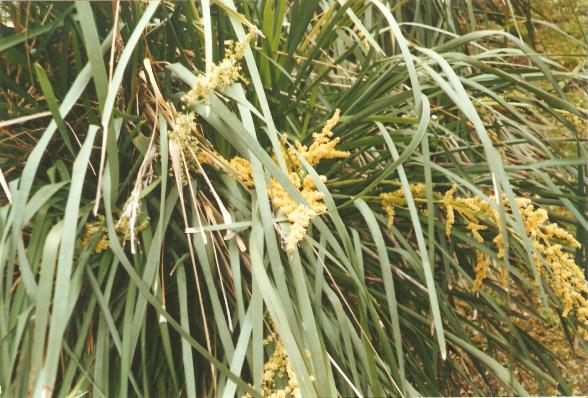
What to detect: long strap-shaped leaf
<box><xmin>354</xmin><ymin>199</ymin><xmax>406</xmax><ymax>396</ymax></box>
<box><xmin>93</xmin><ymin>1</ymin><xmax>160</xmax><ymax>214</ymax></box>
<box><xmin>11</xmin><ymin>26</ymin><xmax>115</xmax><ymax>241</ymax></box>
<box><xmin>75</xmin><ymin>1</ymin><xmax>109</xmax><ymax>107</ymax></box>
<box><xmin>34</xmin><ymin>126</ymin><xmax>97</xmax><ymax>396</ymax></box>
<box><xmin>100</xmin><ymin>157</ymin><xmax>260</xmax><ymax>398</ymax></box>
<box><xmin>377</xmin><ymin>111</ymin><xmax>448</xmax><ymax>362</ymax></box>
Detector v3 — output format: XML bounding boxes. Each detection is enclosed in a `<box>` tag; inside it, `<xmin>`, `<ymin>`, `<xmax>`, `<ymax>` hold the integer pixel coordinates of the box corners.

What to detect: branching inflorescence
<box><xmin>381</xmin><ymin>185</ymin><xmax>588</xmax><ymax>325</ymax></box>
<box><xmin>182</xmin><ymin>32</ymin><xmax>255</xmax><ymax>105</ymax></box>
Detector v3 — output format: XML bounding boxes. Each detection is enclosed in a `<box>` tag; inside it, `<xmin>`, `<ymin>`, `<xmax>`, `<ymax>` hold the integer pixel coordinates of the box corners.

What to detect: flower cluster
<box><xmin>80</xmin><ymin>215</ymin><xmax>148</xmax><ymax>254</ymax></box>
<box><xmin>226</xmin><ymin>156</ymin><xmax>254</xmax><ymax>188</ymax></box>
<box><xmin>169</xmin><ymin>112</ymin><xmax>200</xmax><ymax>146</ymax></box>
<box><xmin>169</xmin><ymin>109</ymin><xmax>245</xmax><ymax>183</ymax></box>
<box><xmin>169</xmin><ymin>33</ymin><xmax>255</xmax><ymax>178</ymax></box>
<box><xmin>258</xmin><ymin>332</ymin><xmax>299</xmax><ymax>398</ymax></box>
<box><xmin>168</xmin><ymin>111</ymin><xmax>210</xmax><ymax>181</ymax></box>
<box><xmin>269</xmin><ymin>174</ymin><xmax>327</xmax><ymax>253</ymax></box>
<box><xmin>270</xmin><ymin>110</ymin><xmax>348</xmax><ymax>252</ymax></box>
<box><xmin>210</xmin><ymin>110</ymin><xmax>348</xmax><ymax>253</ymax></box>
<box><xmin>287</xmin><ymin>109</ymin><xmax>349</xmax><ymax>166</ymax></box>
<box><xmin>516</xmin><ymin>199</ymin><xmax>587</xmax><ymax>322</ymax></box>
<box><xmin>380</xmin><ymin>184</ymin><xmax>587</xmax><ymax>325</ymax></box>
<box><xmin>182</xmin><ymin>32</ymin><xmax>255</xmax><ymax>105</ymax></box>
<box><xmin>380</xmin><ymin>183</ymin><xmax>426</xmax><ymax>226</ymax></box>
<box><xmin>81</xmin><ymin>215</ymin><xmax>110</xmax><ymax>253</ymax></box>
<box><xmin>440</xmin><ymin>186</ymin><xmax>504</xmax><ymax>289</ymax></box>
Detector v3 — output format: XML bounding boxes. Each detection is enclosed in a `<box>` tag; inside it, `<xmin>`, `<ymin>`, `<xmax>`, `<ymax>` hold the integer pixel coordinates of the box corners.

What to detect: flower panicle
<box><xmin>379</xmin><ymin>182</ymin><xmax>587</xmax><ymax>325</ymax></box>
<box><xmin>517</xmin><ymin>200</ymin><xmax>587</xmax><ymax>323</ymax></box>
<box><xmin>288</xmin><ymin>109</ymin><xmax>350</xmax><ymax>166</ymax></box>
<box><xmin>227</xmin><ymin>156</ymin><xmax>254</xmax><ymax>188</ymax></box>
<box><xmin>472</xmin><ymin>252</ymin><xmax>491</xmax><ymax>292</ymax></box>
<box><xmin>227</xmin><ymin>109</ymin><xmax>347</xmax><ymax>253</ymax></box>
<box><xmin>81</xmin><ymin>214</ymin><xmax>148</xmax><ymax>254</ymax></box>
<box><xmin>269</xmin><ymin>174</ymin><xmax>327</xmax><ymax>253</ymax></box>
<box><xmin>182</xmin><ymin>32</ymin><xmax>256</xmax><ymax>105</ymax></box>
<box><xmin>169</xmin><ymin>112</ymin><xmax>199</xmax><ymax>146</ymax></box>
<box><xmin>254</xmin><ymin>332</ymin><xmax>300</xmax><ymax>398</ymax></box>
<box><xmin>380</xmin><ymin>183</ymin><xmax>426</xmax><ymax>227</ymax></box>
<box><xmin>443</xmin><ymin>184</ymin><xmax>457</xmax><ymax>237</ymax></box>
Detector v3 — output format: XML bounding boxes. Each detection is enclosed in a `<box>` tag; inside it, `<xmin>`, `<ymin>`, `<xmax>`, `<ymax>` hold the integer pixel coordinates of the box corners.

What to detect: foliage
<box><xmin>0</xmin><ymin>1</ymin><xmax>587</xmax><ymax>397</ymax></box>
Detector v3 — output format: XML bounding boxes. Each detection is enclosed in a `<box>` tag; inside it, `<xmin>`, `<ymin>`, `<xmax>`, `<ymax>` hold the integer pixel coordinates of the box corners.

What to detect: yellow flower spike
<box><xmin>472</xmin><ymin>252</ymin><xmax>491</xmax><ymax>292</ymax></box>
<box><xmin>268</xmin><ymin>174</ymin><xmax>327</xmax><ymax>253</ymax></box>
<box><xmin>499</xmin><ymin>264</ymin><xmax>508</xmax><ymax>287</ymax></box>
<box><xmin>288</xmin><ymin>109</ymin><xmax>350</xmax><ymax>167</ymax></box>
<box><xmin>81</xmin><ymin>214</ymin><xmax>148</xmax><ymax>254</ymax></box>
<box><xmin>182</xmin><ymin>32</ymin><xmax>255</xmax><ymax>105</ymax></box>
<box><xmin>260</xmin><ymin>332</ymin><xmax>300</xmax><ymax>398</ymax></box>
<box><xmin>284</xmin><ymin>205</ymin><xmax>317</xmax><ymax>253</ymax></box>
<box><xmin>380</xmin><ymin>190</ymin><xmax>404</xmax><ymax>226</ymax></box>
<box><xmin>493</xmin><ymin>233</ymin><xmax>505</xmax><ymax>259</ymax></box>
<box><xmin>171</xmin><ymin>107</ymin><xmax>346</xmax><ymax>255</ymax></box>
<box><xmin>169</xmin><ymin>112</ymin><xmax>198</xmax><ymax>144</ymax></box>
<box><xmin>457</xmin><ymin>197</ymin><xmax>483</xmax><ymax>215</ymax></box>
<box><xmin>544</xmin><ymin>222</ymin><xmax>581</xmax><ymax>248</ymax></box>
<box><xmin>168</xmin><ymin>111</ymin><xmax>204</xmax><ymax>173</ymax></box>
<box><xmin>169</xmin><ymin>110</ymin><xmax>255</xmax><ymax>191</ymax></box>
<box><xmin>514</xmin><ymin>197</ymin><xmax>532</xmax><ymax>208</ymax></box>
<box><xmin>379</xmin><ymin>183</ymin><xmax>426</xmax><ymax>226</ymax></box>
<box><xmin>502</xmin><ymin>199</ymin><xmax>587</xmax><ymax>323</ymax></box>
<box><xmin>443</xmin><ymin>185</ymin><xmax>457</xmax><ymax>237</ymax></box>
<box><xmin>247</xmin><ymin>112</ymin><xmax>348</xmax><ymax>253</ymax></box>
<box><xmin>81</xmin><ymin>215</ymin><xmax>110</xmax><ymax>253</ymax></box>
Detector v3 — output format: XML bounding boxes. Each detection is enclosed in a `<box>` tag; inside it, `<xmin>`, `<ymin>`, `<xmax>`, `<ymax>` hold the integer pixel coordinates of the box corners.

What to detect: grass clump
<box><xmin>0</xmin><ymin>1</ymin><xmax>586</xmax><ymax>397</ymax></box>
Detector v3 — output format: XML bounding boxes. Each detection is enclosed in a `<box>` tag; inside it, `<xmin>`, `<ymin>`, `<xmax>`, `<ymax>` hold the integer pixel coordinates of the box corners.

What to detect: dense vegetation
<box><xmin>0</xmin><ymin>1</ymin><xmax>586</xmax><ymax>396</ymax></box>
